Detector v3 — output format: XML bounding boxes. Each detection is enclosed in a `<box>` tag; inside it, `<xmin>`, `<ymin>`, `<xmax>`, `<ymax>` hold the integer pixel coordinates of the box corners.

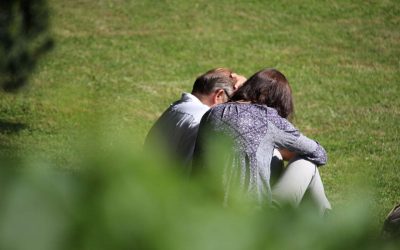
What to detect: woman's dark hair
<box><xmin>230</xmin><ymin>68</ymin><xmax>294</xmax><ymax>119</ymax></box>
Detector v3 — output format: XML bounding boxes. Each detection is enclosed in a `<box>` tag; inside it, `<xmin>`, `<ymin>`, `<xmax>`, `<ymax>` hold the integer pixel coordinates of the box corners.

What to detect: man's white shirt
<box><xmin>145</xmin><ymin>93</ymin><xmax>210</xmax><ymax>166</ymax></box>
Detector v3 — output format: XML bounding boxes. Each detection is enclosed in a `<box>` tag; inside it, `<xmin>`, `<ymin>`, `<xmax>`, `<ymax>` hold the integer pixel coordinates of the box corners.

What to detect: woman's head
<box><xmin>230</xmin><ymin>68</ymin><xmax>294</xmax><ymax>119</ymax></box>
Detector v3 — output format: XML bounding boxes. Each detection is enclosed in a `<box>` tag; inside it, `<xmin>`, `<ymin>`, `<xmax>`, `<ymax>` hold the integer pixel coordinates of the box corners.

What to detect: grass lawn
<box><xmin>1</xmin><ymin>0</ymin><xmax>399</xmax><ymax>229</ymax></box>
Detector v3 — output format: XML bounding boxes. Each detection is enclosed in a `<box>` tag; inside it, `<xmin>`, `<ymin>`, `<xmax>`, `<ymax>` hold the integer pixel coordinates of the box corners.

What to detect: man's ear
<box><xmin>213</xmin><ymin>89</ymin><xmax>226</xmax><ymax>105</ymax></box>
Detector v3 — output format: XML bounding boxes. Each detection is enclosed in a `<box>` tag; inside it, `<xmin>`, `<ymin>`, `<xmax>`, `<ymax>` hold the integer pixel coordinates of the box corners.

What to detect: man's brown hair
<box><xmin>191</xmin><ymin>68</ymin><xmax>237</xmax><ymax>98</ymax></box>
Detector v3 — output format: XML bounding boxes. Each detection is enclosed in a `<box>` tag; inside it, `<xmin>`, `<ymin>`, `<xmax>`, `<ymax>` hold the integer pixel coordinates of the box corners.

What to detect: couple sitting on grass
<box><xmin>145</xmin><ymin>67</ymin><xmax>331</xmax><ymax>215</ymax></box>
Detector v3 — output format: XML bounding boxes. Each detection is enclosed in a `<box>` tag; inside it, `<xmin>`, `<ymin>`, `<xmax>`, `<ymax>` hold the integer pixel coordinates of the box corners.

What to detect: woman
<box><xmin>193</xmin><ymin>68</ymin><xmax>331</xmax><ymax>214</ymax></box>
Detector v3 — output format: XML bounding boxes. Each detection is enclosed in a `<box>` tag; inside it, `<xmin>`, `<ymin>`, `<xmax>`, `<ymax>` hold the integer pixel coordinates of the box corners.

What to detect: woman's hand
<box><xmin>279</xmin><ymin>148</ymin><xmax>297</xmax><ymax>161</ymax></box>
<box><xmin>231</xmin><ymin>73</ymin><xmax>247</xmax><ymax>90</ymax></box>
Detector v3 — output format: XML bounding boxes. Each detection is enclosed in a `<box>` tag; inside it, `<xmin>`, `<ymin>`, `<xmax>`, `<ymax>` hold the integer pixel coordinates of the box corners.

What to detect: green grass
<box><xmin>1</xmin><ymin>0</ymin><xmax>399</xmax><ymax>230</ymax></box>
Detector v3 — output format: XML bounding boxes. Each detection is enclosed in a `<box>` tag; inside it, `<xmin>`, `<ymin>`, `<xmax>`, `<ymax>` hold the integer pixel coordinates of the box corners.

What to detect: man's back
<box><xmin>144</xmin><ymin>93</ymin><xmax>209</xmax><ymax>166</ymax></box>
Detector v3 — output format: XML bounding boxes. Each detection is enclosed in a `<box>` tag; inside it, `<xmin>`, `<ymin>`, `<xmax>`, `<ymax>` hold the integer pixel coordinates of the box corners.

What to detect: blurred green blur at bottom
<box><xmin>0</xmin><ymin>138</ymin><xmax>398</xmax><ymax>250</ymax></box>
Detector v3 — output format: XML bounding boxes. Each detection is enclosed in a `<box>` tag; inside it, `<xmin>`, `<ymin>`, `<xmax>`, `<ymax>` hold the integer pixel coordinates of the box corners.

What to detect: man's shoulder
<box><xmin>152</xmin><ymin>94</ymin><xmax>207</xmax><ymax>126</ymax></box>
<box><xmin>173</xmin><ymin>100</ymin><xmax>208</xmax><ymax>112</ymax></box>
<box><xmin>170</xmin><ymin>93</ymin><xmax>209</xmax><ymax>120</ymax></box>
<box><xmin>171</xmin><ymin>101</ymin><xmax>209</xmax><ymax>121</ymax></box>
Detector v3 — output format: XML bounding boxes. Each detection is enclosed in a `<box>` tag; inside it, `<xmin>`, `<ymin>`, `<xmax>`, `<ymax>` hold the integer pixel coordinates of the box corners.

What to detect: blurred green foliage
<box><xmin>0</xmin><ymin>0</ymin><xmax>53</xmax><ymax>91</ymax></box>
<box><xmin>0</xmin><ymin>140</ymin><xmax>399</xmax><ymax>250</ymax></box>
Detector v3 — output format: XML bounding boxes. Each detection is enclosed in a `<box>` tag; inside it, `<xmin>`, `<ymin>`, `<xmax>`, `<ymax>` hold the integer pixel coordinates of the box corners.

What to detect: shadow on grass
<box><xmin>0</xmin><ymin>120</ymin><xmax>27</xmax><ymax>134</ymax></box>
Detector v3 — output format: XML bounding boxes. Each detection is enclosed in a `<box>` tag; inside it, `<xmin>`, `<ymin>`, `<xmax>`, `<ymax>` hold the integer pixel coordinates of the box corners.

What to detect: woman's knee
<box><xmin>287</xmin><ymin>157</ymin><xmax>317</xmax><ymax>175</ymax></box>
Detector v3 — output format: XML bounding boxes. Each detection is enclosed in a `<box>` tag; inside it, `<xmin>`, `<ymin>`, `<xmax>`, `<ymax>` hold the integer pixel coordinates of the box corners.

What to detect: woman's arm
<box><xmin>272</xmin><ymin>126</ymin><xmax>327</xmax><ymax>166</ymax></box>
<box><xmin>267</xmin><ymin>108</ymin><xmax>327</xmax><ymax>166</ymax></box>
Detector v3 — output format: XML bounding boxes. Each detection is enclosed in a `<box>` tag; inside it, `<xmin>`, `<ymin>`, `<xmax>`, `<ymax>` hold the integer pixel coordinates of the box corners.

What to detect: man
<box><xmin>145</xmin><ymin>68</ymin><xmax>246</xmax><ymax>168</ymax></box>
